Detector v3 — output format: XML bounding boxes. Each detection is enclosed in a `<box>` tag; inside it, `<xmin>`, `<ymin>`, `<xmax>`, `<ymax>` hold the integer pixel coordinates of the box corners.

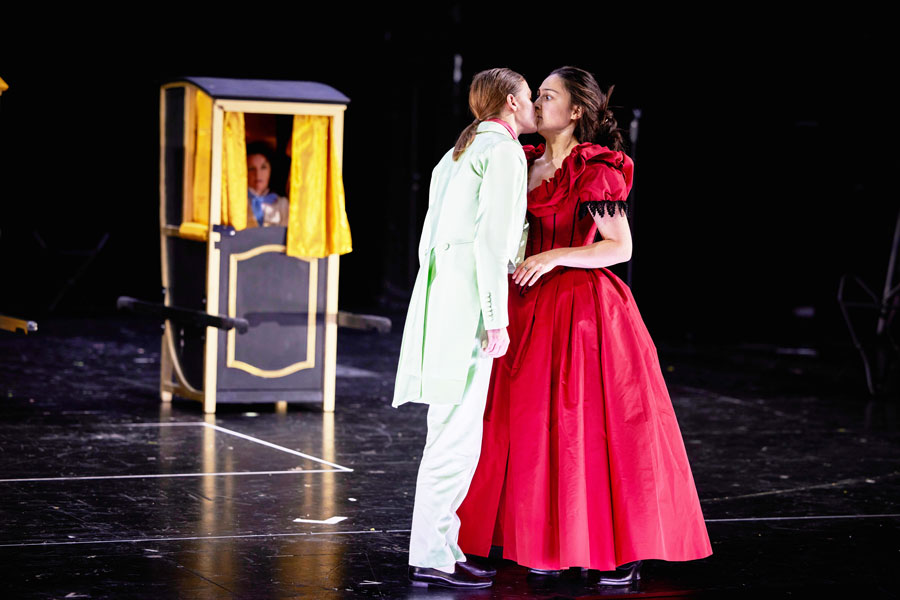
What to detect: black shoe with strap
<box><xmin>597</xmin><ymin>560</ymin><xmax>642</xmax><ymax>585</ymax></box>
<box><xmin>409</xmin><ymin>565</ymin><xmax>492</xmax><ymax>589</ymax></box>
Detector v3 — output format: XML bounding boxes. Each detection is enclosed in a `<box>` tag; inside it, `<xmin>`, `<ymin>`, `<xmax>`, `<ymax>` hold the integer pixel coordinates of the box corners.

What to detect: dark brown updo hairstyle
<box><xmin>453</xmin><ymin>67</ymin><xmax>526</xmax><ymax>160</ymax></box>
<box><xmin>550</xmin><ymin>66</ymin><xmax>624</xmax><ymax>151</ymax></box>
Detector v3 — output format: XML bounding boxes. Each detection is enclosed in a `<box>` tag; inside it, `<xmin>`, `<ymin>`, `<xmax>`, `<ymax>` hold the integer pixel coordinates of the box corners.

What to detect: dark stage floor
<box><xmin>1</xmin><ymin>317</ymin><xmax>898</xmax><ymax>599</ymax></box>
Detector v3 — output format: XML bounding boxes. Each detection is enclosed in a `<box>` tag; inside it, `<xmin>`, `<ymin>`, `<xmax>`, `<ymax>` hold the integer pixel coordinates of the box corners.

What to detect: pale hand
<box><xmin>484</xmin><ymin>327</ymin><xmax>509</xmax><ymax>358</ymax></box>
<box><xmin>513</xmin><ymin>249</ymin><xmax>561</xmax><ymax>287</ymax></box>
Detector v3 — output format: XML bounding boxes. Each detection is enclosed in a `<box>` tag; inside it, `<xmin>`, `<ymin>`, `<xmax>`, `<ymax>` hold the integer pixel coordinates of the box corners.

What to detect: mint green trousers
<box><xmin>408</xmin><ymin>338</ymin><xmax>493</xmax><ymax>569</ymax></box>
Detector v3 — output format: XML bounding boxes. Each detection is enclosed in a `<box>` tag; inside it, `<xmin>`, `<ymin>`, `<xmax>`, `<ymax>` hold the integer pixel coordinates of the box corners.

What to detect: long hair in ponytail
<box><xmin>452</xmin><ymin>67</ymin><xmax>525</xmax><ymax>160</ymax></box>
<box><xmin>550</xmin><ymin>66</ymin><xmax>624</xmax><ymax>151</ymax></box>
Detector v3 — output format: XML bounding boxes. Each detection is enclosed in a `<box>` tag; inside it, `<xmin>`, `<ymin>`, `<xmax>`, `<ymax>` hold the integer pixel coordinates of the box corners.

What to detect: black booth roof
<box><xmin>172</xmin><ymin>77</ymin><xmax>350</xmax><ymax>104</ymax></box>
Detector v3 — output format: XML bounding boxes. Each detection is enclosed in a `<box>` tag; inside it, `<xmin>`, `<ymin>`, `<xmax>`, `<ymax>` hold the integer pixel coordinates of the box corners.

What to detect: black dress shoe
<box><xmin>597</xmin><ymin>560</ymin><xmax>642</xmax><ymax>585</ymax></box>
<box><xmin>528</xmin><ymin>568</ymin><xmax>562</xmax><ymax>576</ymax></box>
<box><xmin>457</xmin><ymin>557</ymin><xmax>497</xmax><ymax>578</ymax></box>
<box><xmin>408</xmin><ymin>565</ymin><xmax>492</xmax><ymax>589</ymax></box>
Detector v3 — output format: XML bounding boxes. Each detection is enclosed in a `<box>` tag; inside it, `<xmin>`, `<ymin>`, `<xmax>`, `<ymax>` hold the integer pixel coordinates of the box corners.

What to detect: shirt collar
<box><xmin>476</xmin><ymin>120</ymin><xmax>519</xmax><ymax>141</ymax></box>
<box><xmin>485</xmin><ymin>118</ymin><xmax>517</xmax><ymax>139</ymax></box>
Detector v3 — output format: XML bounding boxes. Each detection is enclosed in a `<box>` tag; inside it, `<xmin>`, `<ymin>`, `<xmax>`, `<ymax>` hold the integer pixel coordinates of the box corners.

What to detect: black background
<box><xmin>1</xmin><ymin>7</ymin><xmax>896</xmax><ymax>347</ymax></box>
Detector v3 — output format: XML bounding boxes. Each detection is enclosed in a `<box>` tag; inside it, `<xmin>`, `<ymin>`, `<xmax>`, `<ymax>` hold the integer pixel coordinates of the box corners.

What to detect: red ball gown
<box><xmin>457</xmin><ymin>143</ymin><xmax>712</xmax><ymax>571</ymax></box>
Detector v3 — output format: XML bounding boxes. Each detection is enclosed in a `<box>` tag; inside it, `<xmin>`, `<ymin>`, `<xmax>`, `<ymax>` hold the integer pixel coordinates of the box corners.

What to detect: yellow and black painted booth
<box><xmin>156</xmin><ymin>77</ymin><xmax>352</xmax><ymax>414</ymax></box>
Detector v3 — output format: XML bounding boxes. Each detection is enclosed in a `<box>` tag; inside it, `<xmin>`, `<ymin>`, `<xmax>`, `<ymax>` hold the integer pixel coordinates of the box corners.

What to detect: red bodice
<box><xmin>523</xmin><ymin>143</ymin><xmax>634</xmax><ymax>257</ymax></box>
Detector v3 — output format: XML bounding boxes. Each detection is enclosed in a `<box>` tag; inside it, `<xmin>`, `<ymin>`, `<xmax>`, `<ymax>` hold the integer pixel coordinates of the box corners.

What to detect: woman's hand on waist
<box><xmin>513</xmin><ymin>248</ymin><xmax>565</xmax><ymax>287</ymax></box>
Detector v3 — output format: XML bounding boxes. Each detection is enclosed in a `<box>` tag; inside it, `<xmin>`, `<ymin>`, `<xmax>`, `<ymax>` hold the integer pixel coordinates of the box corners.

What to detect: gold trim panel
<box><xmin>214</xmin><ymin>99</ymin><xmax>347</xmax><ymax>116</ymax></box>
<box><xmin>226</xmin><ymin>245</ymin><xmax>318</xmax><ymax>378</ymax></box>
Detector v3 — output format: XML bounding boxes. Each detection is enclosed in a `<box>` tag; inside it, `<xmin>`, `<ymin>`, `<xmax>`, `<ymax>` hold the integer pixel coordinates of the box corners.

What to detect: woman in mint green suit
<box><xmin>393</xmin><ymin>67</ymin><xmax>537</xmax><ymax>589</ymax></box>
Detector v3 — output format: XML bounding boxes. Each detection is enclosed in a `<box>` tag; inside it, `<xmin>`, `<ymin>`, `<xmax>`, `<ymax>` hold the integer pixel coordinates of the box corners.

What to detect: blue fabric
<box><xmin>249</xmin><ymin>191</ymin><xmax>278</xmax><ymax>225</ymax></box>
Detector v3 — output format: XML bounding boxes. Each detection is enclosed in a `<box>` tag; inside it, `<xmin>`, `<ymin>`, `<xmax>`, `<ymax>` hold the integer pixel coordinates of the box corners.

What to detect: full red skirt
<box><xmin>457</xmin><ymin>266</ymin><xmax>712</xmax><ymax>570</ymax></box>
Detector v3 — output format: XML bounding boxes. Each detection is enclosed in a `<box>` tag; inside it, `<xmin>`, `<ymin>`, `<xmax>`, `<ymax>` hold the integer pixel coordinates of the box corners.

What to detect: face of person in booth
<box><xmin>247</xmin><ymin>153</ymin><xmax>271</xmax><ymax>195</ymax></box>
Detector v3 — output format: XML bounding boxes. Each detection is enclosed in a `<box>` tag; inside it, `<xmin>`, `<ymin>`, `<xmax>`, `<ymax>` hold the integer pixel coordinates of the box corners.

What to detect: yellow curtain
<box><xmin>191</xmin><ymin>90</ymin><xmax>212</xmax><ymax>225</ymax></box>
<box><xmin>183</xmin><ymin>90</ymin><xmax>247</xmax><ymax>233</ymax></box>
<box><xmin>221</xmin><ymin>111</ymin><xmax>248</xmax><ymax>230</ymax></box>
<box><xmin>286</xmin><ymin>115</ymin><xmax>353</xmax><ymax>258</ymax></box>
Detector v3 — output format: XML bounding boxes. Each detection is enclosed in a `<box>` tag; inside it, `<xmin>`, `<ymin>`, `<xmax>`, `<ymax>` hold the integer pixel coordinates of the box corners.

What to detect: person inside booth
<box><xmin>246</xmin><ymin>141</ymin><xmax>289</xmax><ymax>227</ymax></box>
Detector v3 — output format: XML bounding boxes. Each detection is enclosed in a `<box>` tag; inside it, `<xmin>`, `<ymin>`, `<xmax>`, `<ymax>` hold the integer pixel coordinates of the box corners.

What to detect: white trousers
<box><xmin>408</xmin><ymin>339</ymin><xmax>493</xmax><ymax>570</ymax></box>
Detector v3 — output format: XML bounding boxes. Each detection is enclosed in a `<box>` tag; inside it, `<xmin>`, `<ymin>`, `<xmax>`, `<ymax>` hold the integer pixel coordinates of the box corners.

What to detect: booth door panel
<box><xmin>216</xmin><ymin>228</ymin><xmax>326</xmax><ymax>395</ymax></box>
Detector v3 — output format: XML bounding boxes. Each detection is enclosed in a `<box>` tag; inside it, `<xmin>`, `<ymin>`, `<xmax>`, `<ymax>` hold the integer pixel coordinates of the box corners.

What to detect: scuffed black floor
<box><xmin>1</xmin><ymin>316</ymin><xmax>898</xmax><ymax>598</ymax></box>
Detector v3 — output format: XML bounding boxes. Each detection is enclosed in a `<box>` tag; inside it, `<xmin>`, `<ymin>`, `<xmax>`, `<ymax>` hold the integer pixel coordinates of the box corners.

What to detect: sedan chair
<box><xmin>157</xmin><ymin>77</ymin><xmax>352</xmax><ymax>414</ymax></box>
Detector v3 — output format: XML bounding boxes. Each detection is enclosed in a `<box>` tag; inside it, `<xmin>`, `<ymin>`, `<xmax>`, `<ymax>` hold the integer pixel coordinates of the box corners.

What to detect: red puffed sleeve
<box><xmin>575</xmin><ymin>149</ymin><xmax>634</xmax><ymax>219</ymax></box>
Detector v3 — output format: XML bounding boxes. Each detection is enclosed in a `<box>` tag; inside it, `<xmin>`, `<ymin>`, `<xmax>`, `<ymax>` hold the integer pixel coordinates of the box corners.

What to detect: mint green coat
<box><xmin>393</xmin><ymin>122</ymin><xmax>528</xmax><ymax>407</ymax></box>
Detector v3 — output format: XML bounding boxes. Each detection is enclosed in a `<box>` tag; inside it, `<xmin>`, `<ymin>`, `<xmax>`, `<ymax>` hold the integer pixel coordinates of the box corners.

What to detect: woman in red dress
<box><xmin>457</xmin><ymin>66</ymin><xmax>712</xmax><ymax>584</ymax></box>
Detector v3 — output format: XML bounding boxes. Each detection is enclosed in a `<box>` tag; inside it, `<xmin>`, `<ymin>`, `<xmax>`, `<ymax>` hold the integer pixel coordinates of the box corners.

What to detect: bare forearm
<box><xmin>514</xmin><ymin>214</ymin><xmax>633</xmax><ymax>286</ymax></box>
<box><xmin>550</xmin><ymin>239</ymin><xmax>632</xmax><ymax>269</ymax></box>
<box><xmin>513</xmin><ymin>240</ymin><xmax>631</xmax><ymax>286</ymax></box>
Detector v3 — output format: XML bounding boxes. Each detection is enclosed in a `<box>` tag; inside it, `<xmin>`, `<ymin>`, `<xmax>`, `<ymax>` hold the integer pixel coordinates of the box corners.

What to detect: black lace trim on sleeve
<box><xmin>578</xmin><ymin>199</ymin><xmax>630</xmax><ymax>219</ymax></box>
